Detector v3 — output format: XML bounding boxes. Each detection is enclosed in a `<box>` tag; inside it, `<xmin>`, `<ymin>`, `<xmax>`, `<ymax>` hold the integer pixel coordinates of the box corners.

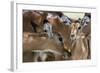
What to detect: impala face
<box><xmin>70</xmin><ymin>22</ymin><xmax>81</xmax><ymax>40</ymax></box>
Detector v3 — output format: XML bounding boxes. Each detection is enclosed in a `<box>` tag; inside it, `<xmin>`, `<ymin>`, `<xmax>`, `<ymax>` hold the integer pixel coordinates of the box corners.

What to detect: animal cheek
<box><xmin>71</xmin><ymin>28</ymin><xmax>75</xmax><ymax>33</ymax></box>
<box><xmin>73</xmin><ymin>29</ymin><xmax>77</xmax><ymax>34</ymax></box>
<box><xmin>71</xmin><ymin>29</ymin><xmax>75</xmax><ymax>36</ymax></box>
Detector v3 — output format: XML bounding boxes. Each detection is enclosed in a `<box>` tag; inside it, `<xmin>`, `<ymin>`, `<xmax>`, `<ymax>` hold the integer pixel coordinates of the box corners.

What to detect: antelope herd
<box><xmin>23</xmin><ymin>10</ymin><xmax>91</xmax><ymax>62</ymax></box>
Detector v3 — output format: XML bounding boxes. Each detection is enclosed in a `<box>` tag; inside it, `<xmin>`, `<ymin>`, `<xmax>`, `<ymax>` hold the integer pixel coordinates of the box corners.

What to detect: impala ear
<box><xmin>60</xmin><ymin>18</ymin><xmax>64</xmax><ymax>23</ymax></box>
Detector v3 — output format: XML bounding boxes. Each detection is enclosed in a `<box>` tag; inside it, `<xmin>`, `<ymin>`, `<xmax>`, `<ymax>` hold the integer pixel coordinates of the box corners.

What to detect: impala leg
<box><xmin>33</xmin><ymin>53</ymin><xmax>39</xmax><ymax>62</ymax></box>
<box><xmin>40</xmin><ymin>52</ymin><xmax>47</xmax><ymax>61</ymax></box>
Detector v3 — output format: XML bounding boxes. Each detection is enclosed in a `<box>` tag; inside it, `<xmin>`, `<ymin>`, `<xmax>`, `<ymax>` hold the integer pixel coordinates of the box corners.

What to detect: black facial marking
<box><xmin>78</xmin><ymin>26</ymin><xmax>81</xmax><ymax>30</ymax></box>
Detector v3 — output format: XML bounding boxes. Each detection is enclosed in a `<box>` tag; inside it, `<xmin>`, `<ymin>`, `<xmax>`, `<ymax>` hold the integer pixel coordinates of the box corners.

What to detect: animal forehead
<box><xmin>31</xmin><ymin>11</ymin><xmax>43</xmax><ymax>18</ymax></box>
<box><xmin>53</xmin><ymin>32</ymin><xmax>62</xmax><ymax>37</ymax></box>
<box><xmin>71</xmin><ymin>23</ymin><xmax>81</xmax><ymax>28</ymax></box>
<box><xmin>48</xmin><ymin>13</ymin><xmax>59</xmax><ymax>17</ymax></box>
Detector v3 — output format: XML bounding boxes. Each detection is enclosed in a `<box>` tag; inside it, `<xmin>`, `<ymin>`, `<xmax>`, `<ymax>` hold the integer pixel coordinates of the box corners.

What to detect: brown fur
<box><xmin>47</xmin><ymin>15</ymin><xmax>71</xmax><ymax>52</ymax></box>
<box><xmin>69</xmin><ymin>23</ymin><xmax>89</xmax><ymax>60</ymax></box>
<box><xmin>23</xmin><ymin>32</ymin><xmax>66</xmax><ymax>62</ymax></box>
<box><xmin>23</xmin><ymin>10</ymin><xmax>46</xmax><ymax>32</ymax></box>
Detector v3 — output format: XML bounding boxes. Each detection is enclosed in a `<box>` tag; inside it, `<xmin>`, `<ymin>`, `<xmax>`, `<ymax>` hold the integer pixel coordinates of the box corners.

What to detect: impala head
<box><xmin>70</xmin><ymin>22</ymin><xmax>82</xmax><ymax>40</ymax></box>
<box><xmin>46</xmin><ymin>13</ymin><xmax>63</xmax><ymax>26</ymax></box>
<box><xmin>46</xmin><ymin>12</ymin><xmax>72</xmax><ymax>53</ymax></box>
<box><xmin>30</xmin><ymin>11</ymin><xmax>46</xmax><ymax>25</ymax></box>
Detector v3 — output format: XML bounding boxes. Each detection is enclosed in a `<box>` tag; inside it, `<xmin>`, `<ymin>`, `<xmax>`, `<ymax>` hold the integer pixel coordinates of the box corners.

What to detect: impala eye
<box><xmin>59</xmin><ymin>37</ymin><xmax>63</xmax><ymax>42</ymax></box>
<box><xmin>78</xmin><ymin>26</ymin><xmax>81</xmax><ymax>30</ymax></box>
<box><xmin>44</xmin><ymin>30</ymin><xmax>47</xmax><ymax>32</ymax></box>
